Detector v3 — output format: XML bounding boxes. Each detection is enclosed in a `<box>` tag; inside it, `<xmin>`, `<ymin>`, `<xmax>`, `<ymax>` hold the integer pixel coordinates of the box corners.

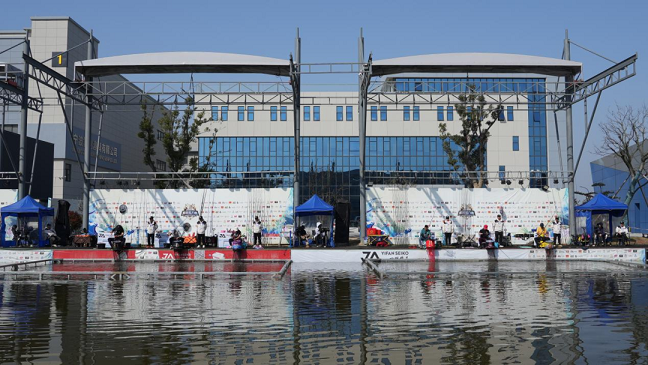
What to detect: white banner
<box><xmin>90</xmin><ymin>188</ymin><xmax>293</xmax><ymax>246</ymax></box>
<box><xmin>292</xmin><ymin>248</ymin><xmax>646</xmax><ymax>263</ymax></box>
<box><xmin>367</xmin><ymin>187</ymin><xmax>570</xmax><ymax>246</ymax></box>
<box><xmin>292</xmin><ymin>249</ymin><xmax>430</xmax><ymax>263</ymax></box>
<box><xmin>0</xmin><ymin>250</ymin><xmax>52</xmax><ymax>263</ymax></box>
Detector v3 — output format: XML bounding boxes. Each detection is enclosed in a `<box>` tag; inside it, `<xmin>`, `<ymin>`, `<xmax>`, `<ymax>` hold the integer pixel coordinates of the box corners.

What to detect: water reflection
<box><xmin>0</xmin><ymin>262</ymin><xmax>646</xmax><ymax>364</ymax></box>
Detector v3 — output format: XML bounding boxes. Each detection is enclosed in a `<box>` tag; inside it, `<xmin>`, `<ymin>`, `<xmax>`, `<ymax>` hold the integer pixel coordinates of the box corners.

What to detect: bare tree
<box><xmin>595</xmin><ymin>105</ymin><xmax>648</xmax><ymax>223</ymax></box>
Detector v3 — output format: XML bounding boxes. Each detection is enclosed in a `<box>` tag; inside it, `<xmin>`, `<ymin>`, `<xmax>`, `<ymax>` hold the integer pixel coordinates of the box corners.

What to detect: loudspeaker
<box><xmin>334</xmin><ymin>201</ymin><xmax>350</xmax><ymax>245</ymax></box>
<box><xmin>55</xmin><ymin>200</ymin><xmax>71</xmax><ymax>246</ymax></box>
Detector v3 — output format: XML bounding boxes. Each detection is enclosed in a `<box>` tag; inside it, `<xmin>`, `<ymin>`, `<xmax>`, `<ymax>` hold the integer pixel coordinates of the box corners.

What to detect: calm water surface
<box><xmin>1</xmin><ymin>261</ymin><xmax>647</xmax><ymax>364</ymax></box>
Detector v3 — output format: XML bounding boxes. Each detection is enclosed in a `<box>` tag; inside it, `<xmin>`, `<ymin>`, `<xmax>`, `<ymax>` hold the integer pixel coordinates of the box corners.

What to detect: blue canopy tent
<box><xmin>575</xmin><ymin>193</ymin><xmax>627</xmax><ymax>241</ymax></box>
<box><xmin>1</xmin><ymin>196</ymin><xmax>55</xmax><ymax>247</ymax></box>
<box><xmin>294</xmin><ymin>194</ymin><xmax>335</xmax><ymax>247</ymax></box>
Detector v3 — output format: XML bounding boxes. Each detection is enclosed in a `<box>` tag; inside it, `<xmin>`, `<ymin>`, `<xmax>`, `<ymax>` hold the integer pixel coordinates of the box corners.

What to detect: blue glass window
<box><xmin>238</xmin><ymin>106</ymin><xmax>244</xmax><ymax>121</ymax></box>
<box><xmin>346</xmin><ymin>106</ymin><xmax>353</xmax><ymax>121</ymax></box>
<box><xmin>499</xmin><ymin>165</ymin><xmax>505</xmax><ymax>180</ymax></box>
<box><xmin>437</xmin><ymin>106</ymin><xmax>444</xmax><ymax>121</ymax></box>
<box><xmin>270</xmin><ymin>106</ymin><xmax>277</xmax><ymax>121</ymax></box>
<box><xmin>513</xmin><ymin>136</ymin><xmax>519</xmax><ymax>151</ymax></box>
<box><xmin>211</xmin><ymin>106</ymin><xmax>218</xmax><ymax>120</ymax></box>
<box><xmin>336</xmin><ymin>106</ymin><xmax>343</xmax><ymax>121</ymax></box>
<box><xmin>380</xmin><ymin>106</ymin><xmax>387</xmax><ymax>121</ymax></box>
<box><xmin>371</xmin><ymin>106</ymin><xmax>377</xmax><ymax>121</ymax></box>
<box><xmin>507</xmin><ymin>106</ymin><xmax>514</xmax><ymax>121</ymax></box>
<box><xmin>447</xmin><ymin>106</ymin><xmax>453</xmax><ymax>121</ymax></box>
<box><xmin>304</xmin><ymin>106</ymin><xmax>310</xmax><ymax>121</ymax></box>
<box><xmin>280</xmin><ymin>106</ymin><xmax>287</xmax><ymax>121</ymax></box>
<box><xmin>413</xmin><ymin>106</ymin><xmax>420</xmax><ymax>121</ymax></box>
<box><xmin>247</xmin><ymin>106</ymin><xmax>254</xmax><ymax>121</ymax></box>
<box><xmin>403</xmin><ymin>106</ymin><xmax>410</xmax><ymax>121</ymax></box>
<box><xmin>221</xmin><ymin>106</ymin><xmax>228</xmax><ymax>121</ymax></box>
<box><xmin>313</xmin><ymin>106</ymin><xmax>320</xmax><ymax>121</ymax></box>
<box><xmin>498</xmin><ymin>108</ymin><xmax>505</xmax><ymax>121</ymax></box>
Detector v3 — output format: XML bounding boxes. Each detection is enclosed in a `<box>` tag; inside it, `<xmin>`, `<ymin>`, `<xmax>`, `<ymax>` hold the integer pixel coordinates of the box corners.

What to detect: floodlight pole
<box><xmin>291</xmin><ymin>29</ymin><xmax>301</xmax><ymax>227</ymax></box>
<box><xmin>564</xmin><ymin>29</ymin><xmax>576</xmax><ymax>239</ymax></box>
<box><xmin>82</xmin><ymin>31</ymin><xmax>94</xmax><ymax>230</ymax></box>
<box><xmin>18</xmin><ymin>39</ymin><xmax>30</xmax><ymax>199</ymax></box>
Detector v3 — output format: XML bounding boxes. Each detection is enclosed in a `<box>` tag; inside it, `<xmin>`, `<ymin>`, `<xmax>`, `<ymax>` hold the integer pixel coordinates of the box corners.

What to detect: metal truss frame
<box><xmin>0</xmin><ymin>81</ymin><xmax>42</xmax><ymax>112</ymax></box>
<box><xmin>554</xmin><ymin>53</ymin><xmax>637</xmax><ymax>110</ymax></box>
<box><xmin>23</xmin><ymin>54</ymin><xmax>101</xmax><ymax>111</ymax></box>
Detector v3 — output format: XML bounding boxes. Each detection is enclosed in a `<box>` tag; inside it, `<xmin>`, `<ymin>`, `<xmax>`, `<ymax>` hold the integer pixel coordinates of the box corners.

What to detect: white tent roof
<box><xmin>75</xmin><ymin>52</ymin><xmax>291</xmax><ymax>77</ymax></box>
<box><xmin>372</xmin><ymin>53</ymin><xmax>581</xmax><ymax>77</ymax></box>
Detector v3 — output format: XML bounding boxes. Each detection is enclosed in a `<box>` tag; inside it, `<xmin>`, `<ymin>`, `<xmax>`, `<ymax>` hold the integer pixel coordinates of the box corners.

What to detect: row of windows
<box><xmin>393</xmin><ymin>78</ymin><xmax>547</xmax><ymax>94</ymax></box>
<box><xmin>211</xmin><ymin>104</ymin><xmax>517</xmax><ymax>123</ymax></box>
<box><xmin>198</xmin><ymin>136</ymin><xmax>467</xmax><ymax>173</ymax></box>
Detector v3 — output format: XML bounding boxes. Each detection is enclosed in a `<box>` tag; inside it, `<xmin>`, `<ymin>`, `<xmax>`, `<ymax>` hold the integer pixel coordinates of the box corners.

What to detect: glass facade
<box><xmin>199</xmin><ymin>77</ymin><xmax>548</xmax><ymax>214</ymax></box>
<box><xmin>393</xmin><ymin>77</ymin><xmax>548</xmax><ymax>186</ymax></box>
<box><xmin>199</xmin><ymin>136</ymin><xmax>459</xmax><ymax>218</ymax></box>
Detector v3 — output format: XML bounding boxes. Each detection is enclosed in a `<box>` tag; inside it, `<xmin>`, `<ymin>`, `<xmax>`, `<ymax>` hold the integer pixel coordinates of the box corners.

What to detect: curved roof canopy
<box><xmin>75</xmin><ymin>52</ymin><xmax>291</xmax><ymax>77</ymax></box>
<box><xmin>372</xmin><ymin>53</ymin><xmax>581</xmax><ymax>77</ymax></box>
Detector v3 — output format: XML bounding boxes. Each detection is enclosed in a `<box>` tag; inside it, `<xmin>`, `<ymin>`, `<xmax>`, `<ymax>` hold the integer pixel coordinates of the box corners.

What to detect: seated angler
<box><xmin>615</xmin><ymin>222</ymin><xmax>629</xmax><ymax>246</ymax></box>
<box><xmin>109</xmin><ymin>224</ymin><xmax>126</xmax><ymax>252</ymax></box>
<box><xmin>535</xmin><ymin>223</ymin><xmax>551</xmax><ymax>248</ymax></box>
<box><xmin>419</xmin><ymin>225</ymin><xmax>432</xmax><ymax>249</ymax></box>
<box><xmin>478</xmin><ymin>225</ymin><xmax>491</xmax><ymax>248</ymax></box>
<box><xmin>43</xmin><ymin>224</ymin><xmax>60</xmax><ymax>247</ymax></box>
<box><xmin>594</xmin><ymin>222</ymin><xmax>608</xmax><ymax>246</ymax></box>
<box><xmin>295</xmin><ymin>225</ymin><xmax>309</xmax><ymax>247</ymax></box>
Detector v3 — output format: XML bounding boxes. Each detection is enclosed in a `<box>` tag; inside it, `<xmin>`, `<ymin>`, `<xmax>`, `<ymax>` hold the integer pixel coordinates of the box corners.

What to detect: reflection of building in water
<box><xmin>1</xmin><ymin>262</ymin><xmax>647</xmax><ymax>363</ymax></box>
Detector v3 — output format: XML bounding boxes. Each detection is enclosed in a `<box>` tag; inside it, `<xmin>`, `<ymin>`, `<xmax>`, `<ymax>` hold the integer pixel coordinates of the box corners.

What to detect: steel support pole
<box><xmin>358</xmin><ymin>29</ymin><xmax>367</xmax><ymax>244</ymax></box>
<box><xmin>82</xmin><ymin>31</ymin><xmax>93</xmax><ymax>230</ymax></box>
<box><xmin>1</xmin><ymin>102</ymin><xmax>4</xmax><ymax>167</ymax></box>
<box><xmin>564</xmin><ymin>30</ymin><xmax>576</xmax><ymax>240</ymax></box>
<box><xmin>28</xmin><ymin>112</ymin><xmax>42</xmax><ymax>196</ymax></box>
<box><xmin>292</xmin><ymin>29</ymin><xmax>301</xmax><ymax>228</ymax></box>
<box><xmin>18</xmin><ymin>40</ymin><xmax>30</xmax><ymax>199</ymax></box>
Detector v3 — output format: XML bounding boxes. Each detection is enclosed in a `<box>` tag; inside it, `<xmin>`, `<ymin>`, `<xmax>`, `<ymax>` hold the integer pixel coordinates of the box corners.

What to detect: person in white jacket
<box><xmin>552</xmin><ymin>216</ymin><xmax>562</xmax><ymax>245</ymax></box>
<box><xmin>146</xmin><ymin>216</ymin><xmax>157</xmax><ymax>248</ymax></box>
<box><xmin>252</xmin><ymin>216</ymin><xmax>263</xmax><ymax>248</ymax></box>
<box><xmin>196</xmin><ymin>216</ymin><xmax>207</xmax><ymax>248</ymax></box>
<box><xmin>493</xmin><ymin>215</ymin><xmax>505</xmax><ymax>246</ymax></box>
<box><xmin>615</xmin><ymin>222</ymin><xmax>629</xmax><ymax>246</ymax></box>
<box><xmin>442</xmin><ymin>217</ymin><xmax>454</xmax><ymax>246</ymax></box>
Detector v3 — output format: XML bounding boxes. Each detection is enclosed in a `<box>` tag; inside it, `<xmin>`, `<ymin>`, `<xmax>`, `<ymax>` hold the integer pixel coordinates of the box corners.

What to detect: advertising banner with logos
<box><xmin>0</xmin><ymin>189</ymin><xmax>18</xmax><ymax>242</ymax></box>
<box><xmin>367</xmin><ymin>187</ymin><xmax>569</xmax><ymax>246</ymax></box>
<box><xmin>292</xmin><ymin>249</ymin><xmax>430</xmax><ymax>263</ymax></box>
<box><xmin>0</xmin><ymin>249</ymin><xmax>52</xmax><ymax>263</ymax></box>
<box><xmin>90</xmin><ymin>188</ymin><xmax>293</xmax><ymax>247</ymax></box>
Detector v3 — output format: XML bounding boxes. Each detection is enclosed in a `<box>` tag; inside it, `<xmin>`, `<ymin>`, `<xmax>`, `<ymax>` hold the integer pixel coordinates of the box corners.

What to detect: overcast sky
<box><xmin>5</xmin><ymin>0</ymin><xmax>647</xmax><ymax>189</ymax></box>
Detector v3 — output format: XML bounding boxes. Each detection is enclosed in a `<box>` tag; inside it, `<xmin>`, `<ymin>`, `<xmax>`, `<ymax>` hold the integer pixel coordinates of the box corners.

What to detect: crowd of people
<box><xmin>415</xmin><ymin>214</ymin><xmax>632</xmax><ymax>249</ymax></box>
<box><xmin>295</xmin><ymin>222</ymin><xmax>328</xmax><ymax>247</ymax></box>
<box><xmin>131</xmin><ymin>215</ymin><xmax>266</xmax><ymax>251</ymax></box>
